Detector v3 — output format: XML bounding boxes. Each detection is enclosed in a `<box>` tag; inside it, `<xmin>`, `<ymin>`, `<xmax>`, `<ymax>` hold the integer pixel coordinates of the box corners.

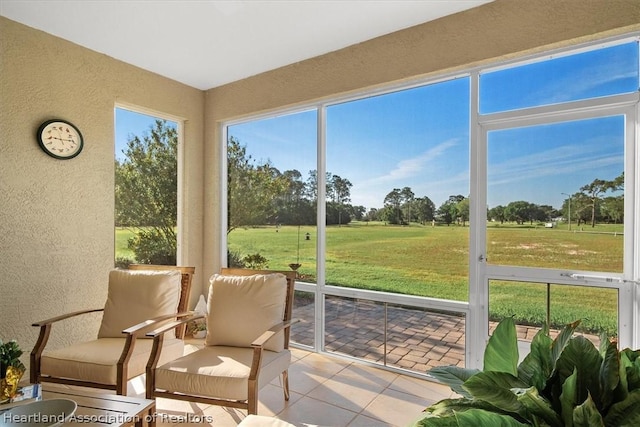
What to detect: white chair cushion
<box><xmin>206</xmin><ymin>273</ymin><xmax>287</xmax><ymax>352</ymax></box>
<box><xmin>154</xmin><ymin>346</ymin><xmax>291</xmax><ymax>401</ymax></box>
<box><xmin>41</xmin><ymin>337</ymin><xmax>184</xmax><ymax>385</ymax></box>
<box><xmin>98</xmin><ymin>269</ymin><xmax>181</xmax><ymax>339</ymax></box>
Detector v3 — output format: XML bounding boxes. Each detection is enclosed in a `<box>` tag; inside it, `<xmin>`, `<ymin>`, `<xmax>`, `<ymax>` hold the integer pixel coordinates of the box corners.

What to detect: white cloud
<box><xmin>363</xmin><ymin>138</ymin><xmax>460</xmax><ymax>185</ymax></box>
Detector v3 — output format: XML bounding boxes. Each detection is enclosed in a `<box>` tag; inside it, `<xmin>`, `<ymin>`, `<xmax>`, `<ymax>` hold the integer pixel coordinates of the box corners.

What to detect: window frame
<box><xmin>220</xmin><ymin>34</ymin><xmax>640</xmax><ymax>370</ymax></box>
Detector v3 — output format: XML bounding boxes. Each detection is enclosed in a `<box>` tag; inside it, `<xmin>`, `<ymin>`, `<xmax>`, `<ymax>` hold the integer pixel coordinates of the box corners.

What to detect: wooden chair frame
<box><xmin>30</xmin><ymin>265</ymin><xmax>195</xmax><ymax>395</ymax></box>
<box><xmin>145</xmin><ymin>268</ymin><xmax>297</xmax><ymax>415</ymax></box>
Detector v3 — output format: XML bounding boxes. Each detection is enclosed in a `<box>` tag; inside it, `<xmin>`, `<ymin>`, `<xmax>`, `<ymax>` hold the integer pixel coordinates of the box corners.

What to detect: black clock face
<box><xmin>37</xmin><ymin>120</ymin><xmax>84</xmax><ymax>159</ymax></box>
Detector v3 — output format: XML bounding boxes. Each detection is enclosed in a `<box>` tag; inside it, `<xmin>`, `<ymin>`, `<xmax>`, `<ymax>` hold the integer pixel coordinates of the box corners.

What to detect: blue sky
<box><xmin>116</xmin><ymin>41</ymin><xmax>637</xmax><ymax>211</ymax></box>
<box><xmin>114</xmin><ymin>108</ymin><xmax>177</xmax><ymax>160</ymax></box>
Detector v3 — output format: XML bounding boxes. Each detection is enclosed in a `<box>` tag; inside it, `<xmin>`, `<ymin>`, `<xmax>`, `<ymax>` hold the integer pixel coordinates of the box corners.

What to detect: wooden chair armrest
<box><xmin>251</xmin><ymin>319</ymin><xmax>299</xmax><ymax>348</ymax></box>
<box><xmin>30</xmin><ymin>308</ymin><xmax>104</xmax><ymax>383</ymax></box>
<box><xmin>32</xmin><ymin>308</ymin><xmax>104</xmax><ymax>327</ymax></box>
<box><xmin>145</xmin><ymin>314</ymin><xmax>205</xmax><ymax>338</ymax></box>
<box><xmin>247</xmin><ymin>319</ymin><xmax>299</xmax><ymax>383</ymax></box>
<box><xmin>123</xmin><ymin>311</ymin><xmax>194</xmax><ymax>336</ymax></box>
<box><xmin>145</xmin><ymin>313</ymin><xmax>206</xmax><ymax>392</ymax></box>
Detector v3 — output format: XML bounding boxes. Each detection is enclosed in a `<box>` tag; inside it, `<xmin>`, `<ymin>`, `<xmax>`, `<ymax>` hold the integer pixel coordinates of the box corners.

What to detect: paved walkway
<box><xmin>291</xmin><ymin>294</ymin><xmax>600</xmax><ymax>374</ymax></box>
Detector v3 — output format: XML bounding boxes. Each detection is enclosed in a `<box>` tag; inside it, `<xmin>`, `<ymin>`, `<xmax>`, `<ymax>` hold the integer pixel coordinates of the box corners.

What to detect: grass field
<box><xmin>117</xmin><ymin>221</ymin><xmax>624</xmax><ymax>335</ymax></box>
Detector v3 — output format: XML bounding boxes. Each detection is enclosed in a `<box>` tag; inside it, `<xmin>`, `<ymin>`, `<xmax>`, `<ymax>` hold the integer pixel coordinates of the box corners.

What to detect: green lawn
<box><xmin>118</xmin><ymin>222</ymin><xmax>624</xmax><ymax>335</ymax></box>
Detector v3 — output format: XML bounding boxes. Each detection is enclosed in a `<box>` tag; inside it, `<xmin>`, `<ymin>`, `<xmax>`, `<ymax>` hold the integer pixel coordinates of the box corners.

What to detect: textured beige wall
<box><xmin>0</xmin><ymin>17</ymin><xmax>204</xmax><ymax>366</ymax></box>
<box><xmin>203</xmin><ymin>0</ymin><xmax>640</xmax><ymax>282</ymax></box>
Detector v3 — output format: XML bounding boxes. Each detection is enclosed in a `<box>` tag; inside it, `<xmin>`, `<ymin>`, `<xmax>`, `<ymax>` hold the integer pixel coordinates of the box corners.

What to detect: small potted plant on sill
<box><xmin>1</xmin><ymin>339</ymin><xmax>26</xmax><ymax>401</ymax></box>
<box><xmin>192</xmin><ymin>322</ymin><xmax>207</xmax><ymax>339</ymax></box>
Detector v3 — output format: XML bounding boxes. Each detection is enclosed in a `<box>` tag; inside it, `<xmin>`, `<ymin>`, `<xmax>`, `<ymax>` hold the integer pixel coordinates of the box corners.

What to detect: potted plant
<box><xmin>414</xmin><ymin>318</ymin><xmax>640</xmax><ymax>426</ymax></box>
<box><xmin>192</xmin><ymin>322</ymin><xmax>207</xmax><ymax>339</ymax></box>
<box><xmin>1</xmin><ymin>339</ymin><xmax>26</xmax><ymax>401</ymax></box>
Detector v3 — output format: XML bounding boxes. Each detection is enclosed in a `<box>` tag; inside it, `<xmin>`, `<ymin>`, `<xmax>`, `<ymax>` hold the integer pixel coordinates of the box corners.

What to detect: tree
<box><xmin>414</xmin><ymin>196</ymin><xmax>436</xmax><ymax>224</ymax></box>
<box><xmin>488</xmin><ymin>205</ymin><xmax>506</xmax><ymax>224</ymax></box>
<box><xmin>275</xmin><ymin>169</ymin><xmax>309</xmax><ymax>224</ymax></box>
<box><xmin>601</xmin><ymin>196</ymin><xmax>624</xmax><ymax>224</ymax></box>
<box><xmin>436</xmin><ymin>195</ymin><xmax>465</xmax><ymax>226</ymax></box>
<box><xmin>579</xmin><ymin>178</ymin><xmax>609</xmax><ymax>227</ymax></box>
<box><xmin>349</xmin><ymin>205</ymin><xmax>366</xmax><ymax>221</ymax></box>
<box><xmin>383</xmin><ymin>188</ymin><xmax>403</xmax><ymax>224</ymax></box>
<box><xmin>400</xmin><ymin>187</ymin><xmax>415</xmax><ymax>224</ymax></box>
<box><xmin>115</xmin><ymin>120</ymin><xmax>177</xmax><ymax>264</ymax></box>
<box><xmin>330</xmin><ymin>175</ymin><xmax>352</xmax><ymax>226</ymax></box>
<box><xmin>456</xmin><ymin>197</ymin><xmax>469</xmax><ymax>226</ymax></box>
<box><xmin>601</xmin><ymin>172</ymin><xmax>624</xmax><ymax>224</ymax></box>
<box><xmin>570</xmin><ymin>192</ymin><xmax>592</xmax><ymax>226</ymax></box>
<box><xmin>365</xmin><ymin>208</ymin><xmax>379</xmax><ymax>222</ymax></box>
<box><xmin>227</xmin><ymin>136</ymin><xmax>287</xmax><ymax>233</ymax></box>
<box><xmin>610</xmin><ymin>172</ymin><xmax>624</xmax><ymax>191</ymax></box>
<box><xmin>504</xmin><ymin>200</ymin><xmax>533</xmax><ymax>224</ymax></box>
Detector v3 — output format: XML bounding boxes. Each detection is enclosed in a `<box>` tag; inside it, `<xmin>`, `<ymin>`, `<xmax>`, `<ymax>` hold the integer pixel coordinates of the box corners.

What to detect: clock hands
<box><xmin>46</xmin><ymin>127</ymin><xmax>77</xmax><ymax>147</ymax></box>
<box><xmin>46</xmin><ymin>135</ymin><xmax>77</xmax><ymax>144</ymax></box>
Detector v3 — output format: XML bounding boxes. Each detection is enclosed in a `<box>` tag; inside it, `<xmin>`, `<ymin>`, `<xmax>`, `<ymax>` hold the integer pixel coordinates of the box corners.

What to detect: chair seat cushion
<box><xmin>41</xmin><ymin>337</ymin><xmax>184</xmax><ymax>386</ymax></box>
<box><xmin>155</xmin><ymin>346</ymin><xmax>291</xmax><ymax>401</ymax></box>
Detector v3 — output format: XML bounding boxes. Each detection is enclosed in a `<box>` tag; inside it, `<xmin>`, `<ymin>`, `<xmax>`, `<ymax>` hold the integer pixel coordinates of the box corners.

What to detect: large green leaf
<box><xmin>485</xmin><ymin>317</ymin><xmax>518</xmax><ymax>376</ymax></box>
<box><xmin>516</xmin><ymin>386</ymin><xmax>562</xmax><ymax>427</ymax></box>
<box><xmin>621</xmin><ymin>349</ymin><xmax>640</xmax><ymax>391</ymax></box>
<box><xmin>603</xmin><ymin>389</ymin><xmax>640</xmax><ymax>427</ymax></box>
<box><xmin>454</xmin><ymin>409</ymin><xmax>529</xmax><ymax>427</ymax></box>
<box><xmin>413</xmin><ymin>413</ymin><xmax>459</xmax><ymax>427</ymax></box>
<box><xmin>560</xmin><ymin>368</ymin><xmax>578</xmax><ymax>427</ymax></box>
<box><xmin>572</xmin><ymin>394</ymin><xmax>604</xmax><ymax>427</ymax></box>
<box><xmin>598</xmin><ymin>332</ymin><xmax>609</xmax><ymax>357</ymax></box>
<box><xmin>551</xmin><ymin>320</ymin><xmax>581</xmax><ymax>366</ymax></box>
<box><xmin>599</xmin><ymin>338</ymin><xmax>620</xmax><ymax>410</ymax></box>
<box><xmin>615</xmin><ymin>350</ymin><xmax>631</xmax><ymax>402</ymax></box>
<box><xmin>425</xmin><ymin>397</ymin><xmax>523</xmax><ymax>420</ymax></box>
<box><xmin>553</xmin><ymin>336</ymin><xmax>602</xmax><ymax>407</ymax></box>
<box><xmin>518</xmin><ymin>327</ymin><xmax>553</xmax><ymax>390</ymax></box>
<box><xmin>428</xmin><ymin>366</ymin><xmax>480</xmax><ymax>399</ymax></box>
<box><xmin>463</xmin><ymin>371</ymin><xmax>528</xmax><ymax>414</ymax></box>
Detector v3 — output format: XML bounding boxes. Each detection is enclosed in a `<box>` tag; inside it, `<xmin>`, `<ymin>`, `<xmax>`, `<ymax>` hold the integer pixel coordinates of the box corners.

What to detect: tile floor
<box><xmin>131</xmin><ymin>345</ymin><xmax>457</xmax><ymax>427</ymax></box>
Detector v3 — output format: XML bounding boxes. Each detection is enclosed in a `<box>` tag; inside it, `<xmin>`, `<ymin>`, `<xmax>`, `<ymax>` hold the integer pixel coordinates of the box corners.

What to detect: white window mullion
<box><xmin>469</xmin><ymin>71</ymin><xmax>488</xmax><ymax>369</ymax></box>
<box><xmin>316</xmin><ymin>105</ymin><xmax>327</xmax><ymax>352</ymax></box>
<box><xmin>220</xmin><ymin>125</ymin><xmax>229</xmax><ymax>267</ymax></box>
<box><xmin>630</xmin><ymin>103</ymin><xmax>640</xmax><ymax>349</ymax></box>
<box><xmin>614</xmin><ymin>107</ymin><xmax>634</xmax><ymax>349</ymax></box>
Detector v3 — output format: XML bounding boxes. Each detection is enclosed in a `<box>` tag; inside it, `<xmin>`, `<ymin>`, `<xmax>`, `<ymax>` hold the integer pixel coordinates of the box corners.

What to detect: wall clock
<box><xmin>37</xmin><ymin>119</ymin><xmax>84</xmax><ymax>160</ymax></box>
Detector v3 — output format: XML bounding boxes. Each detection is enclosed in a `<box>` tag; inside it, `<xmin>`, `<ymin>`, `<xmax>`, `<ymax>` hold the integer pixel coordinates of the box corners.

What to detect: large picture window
<box><xmin>324</xmin><ymin>79</ymin><xmax>470</xmax><ymax>300</ymax></box>
<box><xmin>224</xmin><ymin>36</ymin><xmax>639</xmax><ymax>373</ymax></box>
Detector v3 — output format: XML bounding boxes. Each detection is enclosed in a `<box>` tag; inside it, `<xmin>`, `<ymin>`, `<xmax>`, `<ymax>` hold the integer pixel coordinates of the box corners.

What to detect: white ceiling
<box><xmin>1</xmin><ymin>0</ymin><xmax>492</xmax><ymax>90</ymax></box>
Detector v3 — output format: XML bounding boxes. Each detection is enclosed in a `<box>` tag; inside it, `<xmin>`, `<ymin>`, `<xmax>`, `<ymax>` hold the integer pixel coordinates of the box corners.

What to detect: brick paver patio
<box><xmin>291</xmin><ymin>293</ymin><xmax>600</xmax><ymax>375</ymax></box>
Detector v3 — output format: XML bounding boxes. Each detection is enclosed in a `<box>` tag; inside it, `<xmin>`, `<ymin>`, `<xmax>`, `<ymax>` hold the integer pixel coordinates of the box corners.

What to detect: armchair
<box><xmin>145</xmin><ymin>268</ymin><xmax>297</xmax><ymax>415</ymax></box>
<box><xmin>30</xmin><ymin>266</ymin><xmax>194</xmax><ymax>395</ymax></box>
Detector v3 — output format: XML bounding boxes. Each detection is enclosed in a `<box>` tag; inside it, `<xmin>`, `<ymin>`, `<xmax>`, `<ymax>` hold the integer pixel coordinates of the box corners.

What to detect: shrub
<box><xmin>227</xmin><ymin>250</ymin><xmax>245</xmax><ymax>268</ymax></box>
<box><xmin>128</xmin><ymin>228</ymin><xmax>176</xmax><ymax>265</ymax></box>
<box><xmin>227</xmin><ymin>250</ymin><xmax>269</xmax><ymax>269</ymax></box>
<box><xmin>115</xmin><ymin>257</ymin><xmax>134</xmax><ymax>269</ymax></box>
<box><xmin>241</xmin><ymin>253</ymin><xmax>269</xmax><ymax>269</ymax></box>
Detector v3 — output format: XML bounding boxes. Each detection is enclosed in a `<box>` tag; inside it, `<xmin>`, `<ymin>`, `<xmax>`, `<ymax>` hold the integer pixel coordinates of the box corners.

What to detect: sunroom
<box><xmin>1</xmin><ymin>1</ymin><xmax>639</xmax><ymax>426</ymax></box>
